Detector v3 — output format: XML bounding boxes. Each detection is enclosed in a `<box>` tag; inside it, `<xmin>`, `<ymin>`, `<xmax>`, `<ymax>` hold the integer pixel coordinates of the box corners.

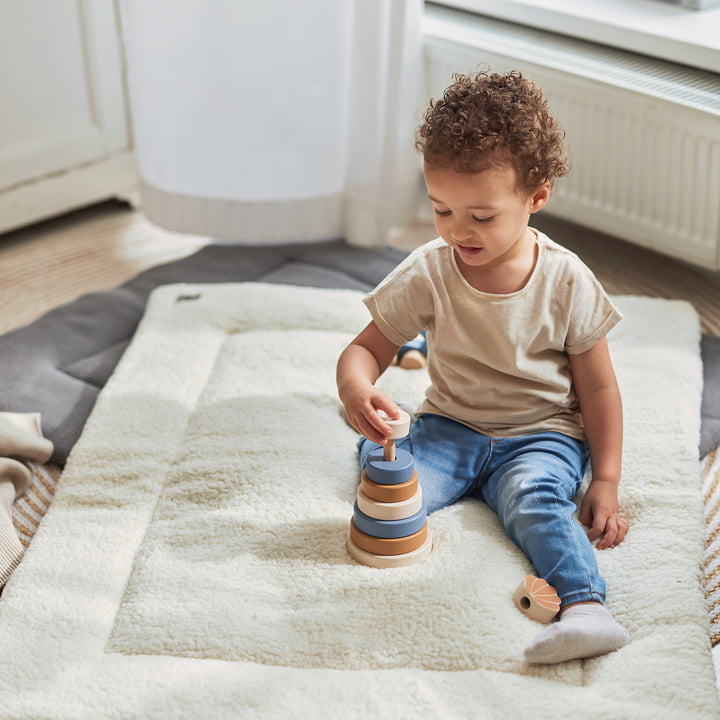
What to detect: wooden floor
<box><xmin>1</xmin><ymin>200</ymin><xmax>719</xmax><ymax>336</ymax></box>
<box><xmin>0</xmin><ymin>201</ymin><xmax>209</xmax><ymax>336</ymax></box>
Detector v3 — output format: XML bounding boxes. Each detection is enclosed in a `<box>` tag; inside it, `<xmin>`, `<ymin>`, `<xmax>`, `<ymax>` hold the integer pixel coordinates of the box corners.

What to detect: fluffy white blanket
<box><xmin>0</xmin><ymin>283</ymin><xmax>717</xmax><ymax>719</ymax></box>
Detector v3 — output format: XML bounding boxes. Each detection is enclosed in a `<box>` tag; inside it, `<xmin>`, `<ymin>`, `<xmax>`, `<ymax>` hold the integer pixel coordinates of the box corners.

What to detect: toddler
<box><xmin>336</xmin><ymin>70</ymin><xmax>631</xmax><ymax>664</ymax></box>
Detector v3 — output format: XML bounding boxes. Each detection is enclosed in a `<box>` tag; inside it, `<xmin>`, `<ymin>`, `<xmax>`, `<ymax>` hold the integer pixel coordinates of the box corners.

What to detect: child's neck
<box><xmin>457</xmin><ymin>228</ymin><xmax>538</xmax><ymax>295</ymax></box>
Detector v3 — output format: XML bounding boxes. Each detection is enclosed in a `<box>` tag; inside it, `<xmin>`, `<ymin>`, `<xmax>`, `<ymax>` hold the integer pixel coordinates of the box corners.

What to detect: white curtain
<box><xmin>120</xmin><ymin>0</ymin><xmax>423</xmax><ymax>247</ymax></box>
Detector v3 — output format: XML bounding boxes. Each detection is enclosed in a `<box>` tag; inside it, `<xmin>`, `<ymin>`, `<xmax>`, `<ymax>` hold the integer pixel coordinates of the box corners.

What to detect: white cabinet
<box><xmin>0</xmin><ymin>0</ymin><xmax>136</xmax><ymax>235</ymax></box>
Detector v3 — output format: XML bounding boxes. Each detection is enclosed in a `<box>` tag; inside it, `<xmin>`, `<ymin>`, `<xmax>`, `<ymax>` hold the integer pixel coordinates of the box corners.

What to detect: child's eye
<box><xmin>472</xmin><ymin>215</ymin><xmax>494</xmax><ymax>224</ymax></box>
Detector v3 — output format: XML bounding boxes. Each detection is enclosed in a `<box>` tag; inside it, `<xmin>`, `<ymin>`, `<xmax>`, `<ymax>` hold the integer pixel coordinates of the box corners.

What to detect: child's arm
<box><xmin>569</xmin><ymin>337</ymin><xmax>629</xmax><ymax>550</ymax></box>
<box><xmin>336</xmin><ymin>321</ymin><xmax>402</xmax><ymax>446</ymax></box>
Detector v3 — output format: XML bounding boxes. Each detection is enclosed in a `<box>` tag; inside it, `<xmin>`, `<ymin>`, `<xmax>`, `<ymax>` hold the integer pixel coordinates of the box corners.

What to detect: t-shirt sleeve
<box><xmin>564</xmin><ymin>262</ymin><xmax>622</xmax><ymax>355</ymax></box>
<box><xmin>362</xmin><ymin>247</ymin><xmax>435</xmax><ymax>347</ymax></box>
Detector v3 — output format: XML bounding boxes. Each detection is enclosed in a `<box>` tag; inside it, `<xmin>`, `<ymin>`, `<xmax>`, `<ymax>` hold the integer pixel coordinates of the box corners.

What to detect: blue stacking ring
<box><xmin>352</xmin><ymin>501</ymin><xmax>427</xmax><ymax>539</ymax></box>
<box><xmin>365</xmin><ymin>447</ymin><xmax>415</xmax><ymax>485</ymax></box>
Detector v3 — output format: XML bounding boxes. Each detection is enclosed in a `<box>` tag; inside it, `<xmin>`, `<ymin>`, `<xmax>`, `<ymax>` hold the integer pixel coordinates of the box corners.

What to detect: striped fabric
<box><xmin>702</xmin><ymin>448</ymin><xmax>720</xmax><ymax>646</ymax></box>
<box><xmin>11</xmin><ymin>462</ymin><xmax>61</xmax><ymax>549</ymax></box>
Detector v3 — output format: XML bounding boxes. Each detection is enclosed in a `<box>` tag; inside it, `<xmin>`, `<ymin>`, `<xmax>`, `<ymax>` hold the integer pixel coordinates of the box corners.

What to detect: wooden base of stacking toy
<box><xmin>347</xmin><ymin>408</ymin><xmax>432</xmax><ymax>569</ymax></box>
<box><xmin>513</xmin><ymin>574</ymin><xmax>561</xmax><ymax>623</ymax></box>
<box><xmin>346</xmin><ymin>532</ymin><xmax>433</xmax><ymax>568</ymax></box>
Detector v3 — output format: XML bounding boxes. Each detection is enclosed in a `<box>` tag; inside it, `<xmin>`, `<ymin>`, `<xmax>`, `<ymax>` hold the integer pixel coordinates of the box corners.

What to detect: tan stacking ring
<box><xmin>346</xmin><ymin>532</ymin><xmax>433</xmax><ymax>569</ymax></box>
<box><xmin>349</xmin><ymin>518</ymin><xmax>428</xmax><ymax>556</ymax></box>
<box><xmin>360</xmin><ymin>470</ymin><xmax>418</xmax><ymax>503</ymax></box>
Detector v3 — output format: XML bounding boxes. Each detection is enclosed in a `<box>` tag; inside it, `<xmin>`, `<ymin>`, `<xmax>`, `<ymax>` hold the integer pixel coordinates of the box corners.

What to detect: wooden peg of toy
<box><xmin>399</xmin><ymin>349</ymin><xmax>426</xmax><ymax>369</ymax></box>
<box><xmin>513</xmin><ymin>574</ymin><xmax>561</xmax><ymax>624</ymax></box>
<box><xmin>378</xmin><ymin>409</ymin><xmax>411</xmax><ymax>462</ymax></box>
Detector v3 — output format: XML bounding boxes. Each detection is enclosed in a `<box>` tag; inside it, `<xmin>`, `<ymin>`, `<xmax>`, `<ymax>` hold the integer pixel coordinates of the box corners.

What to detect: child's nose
<box><xmin>450</xmin><ymin>220</ymin><xmax>474</xmax><ymax>242</ymax></box>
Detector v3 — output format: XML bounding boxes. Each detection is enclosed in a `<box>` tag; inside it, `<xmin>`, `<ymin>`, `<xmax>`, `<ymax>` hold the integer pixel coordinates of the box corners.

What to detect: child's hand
<box><xmin>579</xmin><ymin>480</ymin><xmax>629</xmax><ymax>550</ymax></box>
<box><xmin>342</xmin><ymin>384</ymin><xmax>400</xmax><ymax>446</ymax></box>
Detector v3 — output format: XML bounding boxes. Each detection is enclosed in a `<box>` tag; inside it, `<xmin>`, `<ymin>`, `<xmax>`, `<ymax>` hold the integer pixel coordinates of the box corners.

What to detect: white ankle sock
<box><xmin>524</xmin><ymin>604</ymin><xmax>630</xmax><ymax>664</ymax></box>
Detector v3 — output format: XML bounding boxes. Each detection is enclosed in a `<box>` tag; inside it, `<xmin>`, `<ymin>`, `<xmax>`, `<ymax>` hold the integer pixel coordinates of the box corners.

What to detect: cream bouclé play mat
<box><xmin>0</xmin><ymin>283</ymin><xmax>717</xmax><ymax>719</ymax></box>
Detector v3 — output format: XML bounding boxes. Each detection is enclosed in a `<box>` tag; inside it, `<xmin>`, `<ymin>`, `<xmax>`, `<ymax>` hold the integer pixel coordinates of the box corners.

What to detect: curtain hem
<box><xmin>139</xmin><ymin>180</ymin><xmax>347</xmax><ymax>245</ymax></box>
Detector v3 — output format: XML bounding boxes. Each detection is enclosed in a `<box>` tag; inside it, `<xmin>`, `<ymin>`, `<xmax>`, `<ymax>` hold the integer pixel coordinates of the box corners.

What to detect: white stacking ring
<box><xmin>377</xmin><ymin>409</ymin><xmax>411</xmax><ymax>439</ymax></box>
<box><xmin>356</xmin><ymin>486</ymin><xmax>423</xmax><ymax>521</ymax></box>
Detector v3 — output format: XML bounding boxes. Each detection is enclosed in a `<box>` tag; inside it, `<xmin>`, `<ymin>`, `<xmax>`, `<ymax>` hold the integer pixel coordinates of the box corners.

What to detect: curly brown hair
<box><xmin>416</xmin><ymin>70</ymin><xmax>569</xmax><ymax>193</ymax></box>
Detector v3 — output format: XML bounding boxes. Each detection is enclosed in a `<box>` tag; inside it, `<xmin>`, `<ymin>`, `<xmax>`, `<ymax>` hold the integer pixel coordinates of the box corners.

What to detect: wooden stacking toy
<box><xmin>391</xmin><ymin>331</ymin><xmax>428</xmax><ymax>370</ymax></box>
<box><xmin>347</xmin><ymin>409</ymin><xmax>432</xmax><ymax>568</ymax></box>
<box><xmin>513</xmin><ymin>574</ymin><xmax>561</xmax><ymax>623</ymax></box>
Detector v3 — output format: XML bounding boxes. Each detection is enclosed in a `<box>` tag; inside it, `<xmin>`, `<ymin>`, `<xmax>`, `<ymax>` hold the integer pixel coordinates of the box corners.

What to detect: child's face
<box><xmin>424</xmin><ymin>163</ymin><xmax>549</xmax><ymax>272</ymax></box>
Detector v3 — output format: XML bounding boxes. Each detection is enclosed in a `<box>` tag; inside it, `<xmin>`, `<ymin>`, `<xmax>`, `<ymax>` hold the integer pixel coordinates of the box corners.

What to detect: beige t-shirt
<box><xmin>364</xmin><ymin>231</ymin><xmax>622</xmax><ymax>441</ymax></box>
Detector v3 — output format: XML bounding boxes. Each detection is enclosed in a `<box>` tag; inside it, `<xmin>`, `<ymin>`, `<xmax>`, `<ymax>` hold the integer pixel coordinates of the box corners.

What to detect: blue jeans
<box><xmin>358</xmin><ymin>414</ymin><xmax>605</xmax><ymax>607</ymax></box>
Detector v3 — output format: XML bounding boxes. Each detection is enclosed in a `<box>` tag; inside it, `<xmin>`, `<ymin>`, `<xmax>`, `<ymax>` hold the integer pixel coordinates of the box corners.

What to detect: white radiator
<box><xmin>423</xmin><ymin>5</ymin><xmax>720</xmax><ymax>270</ymax></box>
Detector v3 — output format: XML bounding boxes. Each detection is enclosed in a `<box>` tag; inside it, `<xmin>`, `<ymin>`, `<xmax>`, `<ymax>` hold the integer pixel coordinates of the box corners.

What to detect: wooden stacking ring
<box><xmin>349</xmin><ymin>519</ymin><xmax>428</xmax><ymax>556</ymax></box>
<box><xmin>360</xmin><ymin>470</ymin><xmax>418</xmax><ymax>503</ymax></box>
<box><xmin>378</xmin><ymin>409</ymin><xmax>411</xmax><ymax>439</ymax></box>
<box><xmin>346</xmin><ymin>531</ymin><xmax>433</xmax><ymax>569</ymax></box>
<box><xmin>356</xmin><ymin>486</ymin><xmax>423</xmax><ymax>520</ymax></box>
<box><xmin>352</xmin><ymin>502</ymin><xmax>427</xmax><ymax>539</ymax></box>
<box><xmin>365</xmin><ymin>447</ymin><xmax>415</xmax><ymax>485</ymax></box>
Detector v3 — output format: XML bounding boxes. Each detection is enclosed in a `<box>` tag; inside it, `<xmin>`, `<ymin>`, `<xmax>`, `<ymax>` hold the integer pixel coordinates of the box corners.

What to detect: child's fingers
<box><xmin>595</xmin><ymin>514</ymin><xmax>629</xmax><ymax>550</ymax></box>
<box><xmin>364</xmin><ymin>397</ymin><xmax>402</xmax><ymax>439</ymax></box>
<box><xmin>375</xmin><ymin>398</ymin><xmax>401</xmax><ymax>421</ymax></box>
<box><xmin>369</xmin><ymin>411</ymin><xmax>399</xmax><ymax>442</ymax></box>
<box><xmin>352</xmin><ymin>413</ymin><xmax>388</xmax><ymax>445</ymax></box>
<box><xmin>607</xmin><ymin>515</ymin><xmax>629</xmax><ymax>547</ymax></box>
<box><xmin>586</xmin><ymin>512</ymin><xmax>607</xmax><ymax>544</ymax></box>
<box><xmin>578</xmin><ymin>503</ymin><xmax>593</xmax><ymax>530</ymax></box>
<box><xmin>595</xmin><ymin>522</ymin><xmax>616</xmax><ymax>549</ymax></box>
<box><xmin>614</xmin><ymin>516</ymin><xmax>629</xmax><ymax>545</ymax></box>
<box><xmin>354</xmin><ymin>401</ymin><xmax>400</xmax><ymax>444</ymax></box>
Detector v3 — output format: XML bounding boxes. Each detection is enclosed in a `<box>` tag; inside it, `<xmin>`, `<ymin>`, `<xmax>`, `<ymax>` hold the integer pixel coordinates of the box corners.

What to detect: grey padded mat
<box><xmin>0</xmin><ymin>238</ymin><xmax>717</xmax><ymax>463</ymax></box>
<box><xmin>701</xmin><ymin>333</ymin><xmax>720</xmax><ymax>458</ymax></box>
<box><xmin>0</xmin><ymin>240</ymin><xmax>405</xmax><ymax>464</ymax></box>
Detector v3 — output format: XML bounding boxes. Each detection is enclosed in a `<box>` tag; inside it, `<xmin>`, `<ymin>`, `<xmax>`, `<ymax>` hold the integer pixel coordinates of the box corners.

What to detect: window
<box><xmin>427</xmin><ymin>0</ymin><xmax>720</xmax><ymax>73</ymax></box>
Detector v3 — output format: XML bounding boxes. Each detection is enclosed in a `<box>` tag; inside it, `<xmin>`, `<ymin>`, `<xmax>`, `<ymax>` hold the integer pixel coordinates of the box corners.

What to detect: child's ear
<box><xmin>528</xmin><ymin>182</ymin><xmax>551</xmax><ymax>214</ymax></box>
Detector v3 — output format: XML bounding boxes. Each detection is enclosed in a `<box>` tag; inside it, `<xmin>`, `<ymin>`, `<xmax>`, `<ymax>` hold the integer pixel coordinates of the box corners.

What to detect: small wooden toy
<box><xmin>513</xmin><ymin>574</ymin><xmax>561</xmax><ymax>623</ymax></box>
<box><xmin>391</xmin><ymin>331</ymin><xmax>428</xmax><ymax>370</ymax></box>
<box><xmin>347</xmin><ymin>408</ymin><xmax>432</xmax><ymax>568</ymax></box>
<box><xmin>360</xmin><ymin>470</ymin><xmax>418</xmax><ymax>503</ymax></box>
<box><xmin>346</xmin><ymin>531</ymin><xmax>432</xmax><ymax>569</ymax></box>
<box><xmin>378</xmin><ymin>409</ymin><xmax>411</xmax><ymax>461</ymax></box>
<box><xmin>349</xmin><ymin>520</ymin><xmax>428</xmax><ymax>555</ymax></box>
<box><xmin>356</xmin><ymin>485</ymin><xmax>423</xmax><ymax>520</ymax></box>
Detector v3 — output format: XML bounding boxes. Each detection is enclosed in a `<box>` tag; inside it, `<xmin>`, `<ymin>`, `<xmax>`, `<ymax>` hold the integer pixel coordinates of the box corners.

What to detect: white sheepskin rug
<box><xmin>0</xmin><ymin>282</ymin><xmax>717</xmax><ymax>719</ymax></box>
